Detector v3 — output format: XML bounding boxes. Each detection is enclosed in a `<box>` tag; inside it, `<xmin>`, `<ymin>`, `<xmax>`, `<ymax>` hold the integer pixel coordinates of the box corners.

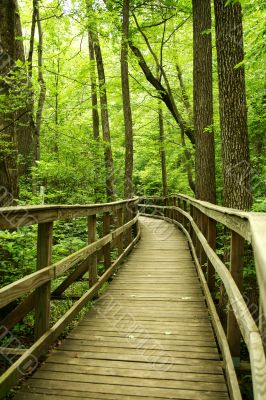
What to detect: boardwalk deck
<box><xmin>15</xmin><ymin>217</ymin><xmax>229</xmax><ymax>400</ymax></box>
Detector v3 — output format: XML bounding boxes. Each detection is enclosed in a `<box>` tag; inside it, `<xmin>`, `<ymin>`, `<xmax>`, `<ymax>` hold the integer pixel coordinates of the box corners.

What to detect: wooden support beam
<box><xmin>207</xmin><ymin>217</ymin><xmax>216</xmax><ymax>295</ymax></box>
<box><xmin>227</xmin><ymin>230</ymin><xmax>244</xmax><ymax>366</ymax></box>
<box><xmin>88</xmin><ymin>214</ymin><xmax>97</xmax><ymax>287</ymax></box>
<box><xmin>34</xmin><ymin>222</ymin><xmax>53</xmax><ymax>341</ymax></box>
<box><xmin>116</xmin><ymin>208</ymin><xmax>123</xmax><ymax>255</ymax></box>
<box><xmin>0</xmin><ymin>293</ymin><xmax>35</xmax><ymax>331</ymax></box>
<box><xmin>103</xmin><ymin>212</ymin><xmax>111</xmax><ymax>270</ymax></box>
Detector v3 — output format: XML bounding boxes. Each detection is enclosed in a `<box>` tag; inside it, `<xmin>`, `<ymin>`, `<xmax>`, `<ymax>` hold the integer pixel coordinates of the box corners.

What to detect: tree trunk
<box><xmin>88</xmin><ymin>31</ymin><xmax>100</xmax><ymax>141</ymax></box>
<box><xmin>158</xmin><ymin>105</ymin><xmax>168</xmax><ymax>197</ymax></box>
<box><xmin>0</xmin><ymin>0</ymin><xmax>35</xmax><ymax>202</ymax></box>
<box><xmin>93</xmin><ymin>32</ymin><xmax>116</xmax><ymax>201</ymax></box>
<box><xmin>0</xmin><ymin>0</ymin><xmax>19</xmax><ymax>204</ymax></box>
<box><xmin>34</xmin><ymin>2</ymin><xmax>46</xmax><ymax>163</ymax></box>
<box><xmin>121</xmin><ymin>0</ymin><xmax>134</xmax><ymax>199</ymax></box>
<box><xmin>15</xmin><ymin>0</ymin><xmax>35</xmax><ymax>178</ymax></box>
<box><xmin>193</xmin><ymin>0</ymin><xmax>216</xmax><ymax>203</ymax></box>
<box><xmin>214</xmin><ymin>0</ymin><xmax>252</xmax><ymax>210</ymax></box>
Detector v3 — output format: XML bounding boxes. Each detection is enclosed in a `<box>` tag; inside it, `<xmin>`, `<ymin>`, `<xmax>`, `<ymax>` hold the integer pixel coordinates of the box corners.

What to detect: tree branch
<box><xmin>129</xmin><ymin>41</ymin><xmax>195</xmax><ymax>144</ymax></box>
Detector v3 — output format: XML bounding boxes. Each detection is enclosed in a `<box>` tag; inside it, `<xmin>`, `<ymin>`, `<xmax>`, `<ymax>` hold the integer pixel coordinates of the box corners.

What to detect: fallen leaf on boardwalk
<box><xmin>165</xmin><ymin>331</ymin><xmax>172</xmax><ymax>335</ymax></box>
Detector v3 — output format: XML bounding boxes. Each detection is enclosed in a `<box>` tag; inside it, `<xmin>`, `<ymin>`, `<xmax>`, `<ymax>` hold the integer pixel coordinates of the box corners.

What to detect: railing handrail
<box><xmin>0</xmin><ymin>197</ymin><xmax>139</xmax><ymax>229</ymax></box>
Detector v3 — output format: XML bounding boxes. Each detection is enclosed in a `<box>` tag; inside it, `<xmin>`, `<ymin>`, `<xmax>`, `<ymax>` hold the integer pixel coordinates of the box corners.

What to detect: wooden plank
<box><xmin>16</xmin><ymin>378</ymin><xmax>229</xmax><ymax>400</ymax></box>
<box><xmin>39</xmin><ymin>361</ymin><xmax>224</xmax><ymax>382</ymax></box>
<box><xmin>0</xmin><ymin>292</ymin><xmax>35</xmax><ymax>330</ymax></box>
<box><xmin>0</xmin><ymin>266</ymin><xmax>53</xmax><ymax>309</ymax></box>
<box><xmin>46</xmin><ymin>354</ymin><xmax>223</xmax><ymax>375</ymax></box>
<box><xmin>32</xmin><ymin>370</ymin><xmax>228</xmax><ymax>392</ymax></box>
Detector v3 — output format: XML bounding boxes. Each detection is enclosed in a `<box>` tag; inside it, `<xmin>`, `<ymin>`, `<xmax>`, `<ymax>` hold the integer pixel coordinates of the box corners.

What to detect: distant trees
<box><xmin>0</xmin><ymin>0</ymin><xmax>260</xmax><ymax>209</ymax></box>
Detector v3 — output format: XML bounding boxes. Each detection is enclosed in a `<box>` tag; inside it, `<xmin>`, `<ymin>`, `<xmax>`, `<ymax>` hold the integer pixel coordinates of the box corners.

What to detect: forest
<box><xmin>0</xmin><ymin>0</ymin><xmax>265</xmax><ymax>209</ymax></box>
<box><xmin>0</xmin><ymin>0</ymin><xmax>266</xmax><ymax>399</ymax></box>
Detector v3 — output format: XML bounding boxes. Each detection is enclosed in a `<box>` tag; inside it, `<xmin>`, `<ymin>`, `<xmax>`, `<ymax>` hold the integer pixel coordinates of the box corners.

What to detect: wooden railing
<box><xmin>0</xmin><ymin>198</ymin><xmax>140</xmax><ymax>398</ymax></box>
<box><xmin>139</xmin><ymin>195</ymin><xmax>266</xmax><ymax>400</ymax></box>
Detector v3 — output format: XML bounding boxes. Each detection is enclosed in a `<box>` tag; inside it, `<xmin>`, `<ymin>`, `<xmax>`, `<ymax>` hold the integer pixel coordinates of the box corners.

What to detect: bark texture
<box><xmin>214</xmin><ymin>0</ymin><xmax>252</xmax><ymax>209</ymax></box>
<box><xmin>0</xmin><ymin>0</ymin><xmax>34</xmax><ymax>203</ymax></box>
<box><xmin>121</xmin><ymin>0</ymin><xmax>134</xmax><ymax>199</ymax></box>
<box><xmin>88</xmin><ymin>30</ymin><xmax>100</xmax><ymax>141</ymax></box>
<box><xmin>0</xmin><ymin>0</ymin><xmax>19</xmax><ymax>204</ymax></box>
<box><xmin>34</xmin><ymin>1</ymin><xmax>46</xmax><ymax>162</ymax></box>
<box><xmin>193</xmin><ymin>0</ymin><xmax>216</xmax><ymax>203</ymax></box>
<box><xmin>158</xmin><ymin>105</ymin><xmax>168</xmax><ymax>197</ymax></box>
<box><xmin>93</xmin><ymin>33</ymin><xmax>116</xmax><ymax>201</ymax></box>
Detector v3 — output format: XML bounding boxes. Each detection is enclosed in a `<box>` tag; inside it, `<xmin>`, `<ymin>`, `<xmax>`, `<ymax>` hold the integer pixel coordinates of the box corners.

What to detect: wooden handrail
<box><xmin>139</xmin><ymin>196</ymin><xmax>266</xmax><ymax>400</ymax></box>
<box><xmin>0</xmin><ymin>197</ymin><xmax>139</xmax><ymax>229</ymax></box>
<box><xmin>0</xmin><ymin>198</ymin><xmax>140</xmax><ymax>399</ymax></box>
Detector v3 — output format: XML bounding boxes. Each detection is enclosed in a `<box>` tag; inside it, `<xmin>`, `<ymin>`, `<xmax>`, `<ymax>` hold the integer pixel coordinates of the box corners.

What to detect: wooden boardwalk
<box><xmin>15</xmin><ymin>217</ymin><xmax>229</xmax><ymax>400</ymax></box>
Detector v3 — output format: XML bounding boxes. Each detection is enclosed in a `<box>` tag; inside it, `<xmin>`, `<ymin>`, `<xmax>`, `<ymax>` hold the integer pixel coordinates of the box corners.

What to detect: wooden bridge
<box><xmin>0</xmin><ymin>196</ymin><xmax>266</xmax><ymax>399</ymax></box>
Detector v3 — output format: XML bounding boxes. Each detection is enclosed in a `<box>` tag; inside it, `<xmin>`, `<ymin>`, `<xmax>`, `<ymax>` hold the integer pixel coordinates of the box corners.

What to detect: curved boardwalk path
<box><xmin>15</xmin><ymin>217</ymin><xmax>229</xmax><ymax>400</ymax></box>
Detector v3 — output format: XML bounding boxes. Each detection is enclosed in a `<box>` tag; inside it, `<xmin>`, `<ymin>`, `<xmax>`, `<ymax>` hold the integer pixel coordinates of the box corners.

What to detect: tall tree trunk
<box><xmin>0</xmin><ymin>0</ymin><xmax>35</xmax><ymax>203</ymax></box>
<box><xmin>88</xmin><ymin>31</ymin><xmax>100</xmax><ymax>141</ymax></box>
<box><xmin>54</xmin><ymin>55</ymin><xmax>60</xmax><ymax>158</ymax></box>
<box><xmin>34</xmin><ymin>1</ymin><xmax>46</xmax><ymax>163</ymax></box>
<box><xmin>15</xmin><ymin>0</ymin><xmax>35</xmax><ymax>178</ymax></box>
<box><xmin>0</xmin><ymin>0</ymin><xmax>19</xmax><ymax>204</ymax></box>
<box><xmin>158</xmin><ymin>105</ymin><xmax>168</xmax><ymax>197</ymax></box>
<box><xmin>121</xmin><ymin>0</ymin><xmax>134</xmax><ymax>199</ymax></box>
<box><xmin>93</xmin><ymin>32</ymin><xmax>116</xmax><ymax>201</ymax></box>
<box><xmin>214</xmin><ymin>0</ymin><xmax>252</xmax><ymax>210</ymax></box>
<box><xmin>193</xmin><ymin>0</ymin><xmax>216</xmax><ymax>203</ymax></box>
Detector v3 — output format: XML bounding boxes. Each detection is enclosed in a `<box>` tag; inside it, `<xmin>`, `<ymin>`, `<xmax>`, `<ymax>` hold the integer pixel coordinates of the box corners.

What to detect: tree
<box><xmin>192</xmin><ymin>0</ymin><xmax>216</xmax><ymax>203</ymax></box>
<box><xmin>93</xmin><ymin>31</ymin><xmax>116</xmax><ymax>201</ymax></box>
<box><xmin>214</xmin><ymin>0</ymin><xmax>252</xmax><ymax>209</ymax></box>
<box><xmin>88</xmin><ymin>30</ymin><xmax>100</xmax><ymax>141</ymax></box>
<box><xmin>121</xmin><ymin>0</ymin><xmax>134</xmax><ymax>199</ymax></box>
<box><xmin>158</xmin><ymin>103</ymin><xmax>168</xmax><ymax>197</ymax></box>
<box><xmin>34</xmin><ymin>0</ymin><xmax>46</xmax><ymax>162</ymax></box>
<box><xmin>129</xmin><ymin>9</ymin><xmax>195</xmax><ymax>193</ymax></box>
<box><xmin>0</xmin><ymin>0</ymin><xmax>35</xmax><ymax>205</ymax></box>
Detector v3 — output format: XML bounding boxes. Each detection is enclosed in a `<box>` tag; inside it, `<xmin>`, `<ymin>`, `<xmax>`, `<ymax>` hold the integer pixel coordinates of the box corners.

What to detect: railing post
<box><xmin>172</xmin><ymin>196</ymin><xmax>177</xmax><ymax>222</ymax></box>
<box><xmin>163</xmin><ymin>197</ymin><xmax>167</xmax><ymax>218</ymax></box>
<box><xmin>88</xmin><ymin>214</ymin><xmax>97</xmax><ymax>287</ymax></box>
<box><xmin>207</xmin><ymin>217</ymin><xmax>216</xmax><ymax>294</ymax></box>
<box><xmin>117</xmin><ymin>207</ymin><xmax>124</xmax><ymax>255</ymax></box>
<box><xmin>177</xmin><ymin>197</ymin><xmax>182</xmax><ymax>223</ymax></box>
<box><xmin>103</xmin><ymin>211</ymin><xmax>111</xmax><ymax>269</ymax></box>
<box><xmin>195</xmin><ymin>209</ymin><xmax>201</xmax><ymax>259</ymax></box>
<box><xmin>124</xmin><ymin>202</ymin><xmax>133</xmax><ymax>246</ymax></box>
<box><xmin>200</xmin><ymin>213</ymin><xmax>208</xmax><ymax>268</ymax></box>
<box><xmin>182</xmin><ymin>199</ymin><xmax>187</xmax><ymax>228</ymax></box>
<box><xmin>35</xmin><ymin>222</ymin><xmax>53</xmax><ymax>340</ymax></box>
<box><xmin>227</xmin><ymin>230</ymin><xmax>244</xmax><ymax>366</ymax></box>
<box><xmin>132</xmin><ymin>202</ymin><xmax>139</xmax><ymax>238</ymax></box>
